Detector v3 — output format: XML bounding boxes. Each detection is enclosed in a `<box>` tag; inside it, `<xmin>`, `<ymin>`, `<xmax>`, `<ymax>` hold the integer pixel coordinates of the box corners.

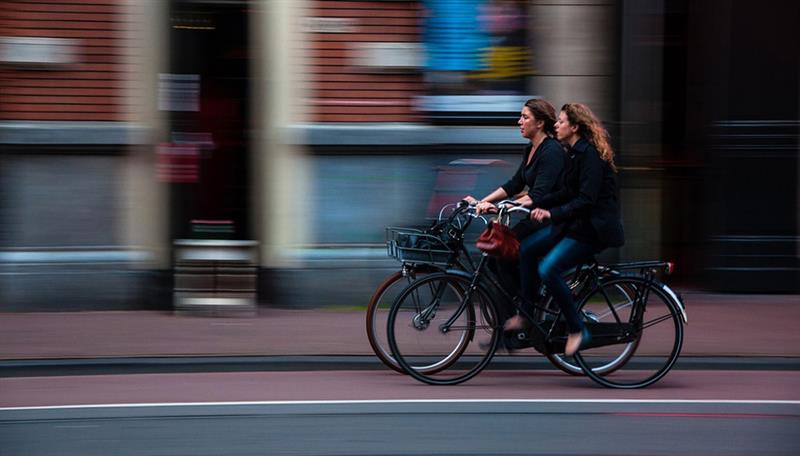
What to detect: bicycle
<box><xmin>368</xmin><ymin>200</ymin><xmax>594</xmax><ymax>375</ymax></box>
<box><xmin>386</xmin><ymin>205</ymin><xmax>687</xmax><ymax>388</ymax></box>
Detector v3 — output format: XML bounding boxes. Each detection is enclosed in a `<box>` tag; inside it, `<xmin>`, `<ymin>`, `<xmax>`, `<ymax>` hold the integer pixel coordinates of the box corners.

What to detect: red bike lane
<box><xmin>2</xmin><ymin>369</ymin><xmax>799</xmax><ymax>408</ymax></box>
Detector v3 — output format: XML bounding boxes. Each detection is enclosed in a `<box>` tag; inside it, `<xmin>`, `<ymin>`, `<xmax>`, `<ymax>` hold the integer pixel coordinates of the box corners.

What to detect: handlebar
<box><xmin>432</xmin><ymin>200</ymin><xmax>491</xmax><ymax>233</ymax></box>
<box><xmin>502</xmin><ymin>205</ymin><xmax>531</xmax><ymax>215</ymax></box>
<box><xmin>438</xmin><ymin>200</ymin><xmax>532</xmax><ymax>229</ymax></box>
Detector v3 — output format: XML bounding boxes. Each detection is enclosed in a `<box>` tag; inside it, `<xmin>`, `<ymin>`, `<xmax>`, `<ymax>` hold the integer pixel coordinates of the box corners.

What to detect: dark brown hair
<box><xmin>524</xmin><ymin>98</ymin><xmax>556</xmax><ymax>136</ymax></box>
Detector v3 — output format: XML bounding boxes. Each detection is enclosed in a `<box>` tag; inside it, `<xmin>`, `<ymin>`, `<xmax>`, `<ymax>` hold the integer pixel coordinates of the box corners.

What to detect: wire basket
<box><xmin>385</xmin><ymin>226</ymin><xmax>455</xmax><ymax>266</ymax></box>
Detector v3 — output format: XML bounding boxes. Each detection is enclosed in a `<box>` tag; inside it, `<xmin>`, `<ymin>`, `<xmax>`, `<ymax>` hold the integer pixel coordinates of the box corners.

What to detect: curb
<box><xmin>2</xmin><ymin>355</ymin><xmax>799</xmax><ymax>377</ymax></box>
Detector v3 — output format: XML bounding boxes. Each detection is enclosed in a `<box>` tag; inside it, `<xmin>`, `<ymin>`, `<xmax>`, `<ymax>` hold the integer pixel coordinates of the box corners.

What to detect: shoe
<box><xmin>565</xmin><ymin>326</ymin><xmax>591</xmax><ymax>357</ymax></box>
<box><xmin>503</xmin><ymin>314</ymin><xmax>530</xmax><ymax>331</ymax></box>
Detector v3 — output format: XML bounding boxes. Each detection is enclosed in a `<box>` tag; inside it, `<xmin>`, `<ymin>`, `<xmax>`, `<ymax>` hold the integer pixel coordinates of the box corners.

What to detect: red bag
<box><xmin>476</xmin><ymin>221</ymin><xmax>519</xmax><ymax>259</ymax></box>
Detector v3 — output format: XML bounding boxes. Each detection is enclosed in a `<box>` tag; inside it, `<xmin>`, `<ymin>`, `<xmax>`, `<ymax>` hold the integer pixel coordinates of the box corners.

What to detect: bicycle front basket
<box><xmin>386</xmin><ymin>226</ymin><xmax>454</xmax><ymax>266</ymax></box>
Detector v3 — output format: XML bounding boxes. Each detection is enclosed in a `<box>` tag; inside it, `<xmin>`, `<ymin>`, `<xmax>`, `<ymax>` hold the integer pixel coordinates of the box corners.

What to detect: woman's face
<box><xmin>555</xmin><ymin>111</ymin><xmax>578</xmax><ymax>144</ymax></box>
<box><xmin>518</xmin><ymin>106</ymin><xmax>541</xmax><ymax>139</ymax></box>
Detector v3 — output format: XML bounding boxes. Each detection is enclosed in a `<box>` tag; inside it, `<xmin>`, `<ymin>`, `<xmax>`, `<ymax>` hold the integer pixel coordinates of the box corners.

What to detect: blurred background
<box><xmin>0</xmin><ymin>0</ymin><xmax>798</xmax><ymax>312</ymax></box>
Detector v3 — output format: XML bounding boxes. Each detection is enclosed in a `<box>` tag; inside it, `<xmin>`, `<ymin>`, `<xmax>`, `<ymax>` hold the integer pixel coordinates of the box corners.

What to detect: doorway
<box><xmin>165</xmin><ymin>0</ymin><xmax>251</xmax><ymax>240</ymax></box>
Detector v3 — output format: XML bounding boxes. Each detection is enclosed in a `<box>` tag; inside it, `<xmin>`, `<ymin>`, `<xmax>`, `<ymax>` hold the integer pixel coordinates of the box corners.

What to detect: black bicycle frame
<box><xmin>431</xmin><ymin>253</ymin><xmax>672</xmax><ymax>352</ymax></box>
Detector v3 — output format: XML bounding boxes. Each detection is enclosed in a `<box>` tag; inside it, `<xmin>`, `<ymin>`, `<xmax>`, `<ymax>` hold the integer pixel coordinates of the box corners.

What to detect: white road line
<box><xmin>2</xmin><ymin>399</ymin><xmax>800</xmax><ymax>412</ymax></box>
<box><xmin>52</xmin><ymin>425</ymin><xmax>100</xmax><ymax>429</ymax></box>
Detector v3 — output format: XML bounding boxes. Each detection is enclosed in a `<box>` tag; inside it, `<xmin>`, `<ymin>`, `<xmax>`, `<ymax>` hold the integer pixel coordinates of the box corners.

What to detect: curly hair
<box><xmin>524</xmin><ymin>98</ymin><xmax>557</xmax><ymax>137</ymax></box>
<box><xmin>561</xmin><ymin>103</ymin><xmax>617</xmax><ymax>172</ymax></box>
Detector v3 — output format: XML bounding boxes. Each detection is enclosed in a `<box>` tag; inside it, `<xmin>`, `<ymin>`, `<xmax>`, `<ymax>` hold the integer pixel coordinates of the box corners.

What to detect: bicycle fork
<box><xmin>438</xmin><ymin>254</ymin><xmax>489</xmax><ymax>334</ymax></box>
<box><xmin>410</xmin><ymin>283</ymin><xmax>442</xmax><ymax>330</ymax></box>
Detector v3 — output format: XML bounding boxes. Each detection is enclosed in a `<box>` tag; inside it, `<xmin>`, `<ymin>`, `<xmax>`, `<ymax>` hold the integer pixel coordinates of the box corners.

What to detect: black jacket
<box><xmin>500</xmin><ymin>136</ymin><xmax>564</xmax><ymax>204</ymax></box>
<box><xmin>536</xmin><ymin>138</ymin><xmax>624</xmax><ymax>248</ymax></box>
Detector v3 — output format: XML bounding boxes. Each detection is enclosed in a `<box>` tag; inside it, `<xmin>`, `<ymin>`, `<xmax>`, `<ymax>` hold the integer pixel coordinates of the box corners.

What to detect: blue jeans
<box><xmin>518</xmin><ymin>225</ymin><xmax>600</xmax><ymax>334</ymax></box>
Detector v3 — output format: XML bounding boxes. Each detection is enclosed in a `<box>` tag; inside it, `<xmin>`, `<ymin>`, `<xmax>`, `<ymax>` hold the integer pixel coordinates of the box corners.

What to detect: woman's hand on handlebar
<box><xmin>462</xmin><ymin>196</ymin><xmax>478</xmax><ymax>205</ymax></box>
<box><xmin>463</xmin><ymin>196</ymin><xmax>498</xmax><ymax>215</ymax></box>
<box><xmin>475</xmin><ymin>200</ymin><xmax>498</xmax><ymax>215</ymax></box>
<box><xmin>530</xmin><ymin>208</ymin><xmax>551</xmax><ymax>222</ymax></box>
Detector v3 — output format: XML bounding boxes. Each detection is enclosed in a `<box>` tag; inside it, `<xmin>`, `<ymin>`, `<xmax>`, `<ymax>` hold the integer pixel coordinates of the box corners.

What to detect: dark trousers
<box><xmin>489</xmin><ymin>219</ymin><xmax>543</xmax><ymax>319</ymax></box>
<box><xmin>518</xmin><ymin>224</ymin><xmax>600</xmax><ymax>334</ymax></box>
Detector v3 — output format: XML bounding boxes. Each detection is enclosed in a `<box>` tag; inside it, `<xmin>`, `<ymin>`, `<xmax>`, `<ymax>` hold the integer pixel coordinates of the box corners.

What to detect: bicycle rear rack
<box><xmin>606</xmin><ymin>260</ymin><xmax>674</xmax><ymax>275</ymax></box>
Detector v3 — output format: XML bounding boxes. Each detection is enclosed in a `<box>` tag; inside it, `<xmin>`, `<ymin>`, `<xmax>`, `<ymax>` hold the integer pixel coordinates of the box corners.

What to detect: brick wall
<box><xmin>302</xmin><ymin>0</ymin><xmax>423</xmax><ymax>122</ymax></box>
<box><xmin>0</xmin><ymin>0</ymin><xmax>135</xmax><ymax>121</ymax></box>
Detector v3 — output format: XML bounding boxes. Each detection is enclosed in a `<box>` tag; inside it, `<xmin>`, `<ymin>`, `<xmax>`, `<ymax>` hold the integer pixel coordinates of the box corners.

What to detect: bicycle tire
<box><xmin>366</xmin><ymin>267</ymin><xmax>452</xmax><ymax>374</ymax></box>
<box><xmin>573</xmin><ymin>276</ymin><xmax>684</xmax><ymax>388</ymax></box>
<box><xmin>387</xmin><ymin>272</ymin><xmax>500</xmax><ymax>385</ymax></box>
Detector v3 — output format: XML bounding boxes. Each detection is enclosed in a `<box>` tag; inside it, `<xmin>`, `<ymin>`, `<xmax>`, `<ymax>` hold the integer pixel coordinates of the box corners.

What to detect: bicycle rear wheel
<box><xmin>573</xmin><ymin>276</ymin><xmax>684</xmax><ymax>388</ymax></box>
<box><xmin>387</xmin><ymin>273</ymin><xmax>500</xmax><ymax>385</ymax></box>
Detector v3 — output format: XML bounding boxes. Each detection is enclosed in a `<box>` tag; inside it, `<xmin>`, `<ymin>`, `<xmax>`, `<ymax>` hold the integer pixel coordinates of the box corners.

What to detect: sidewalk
<box><xmin>1</xmin><ymin>291</ymin><xmax>798</xmax><ymax>363</ymax></box>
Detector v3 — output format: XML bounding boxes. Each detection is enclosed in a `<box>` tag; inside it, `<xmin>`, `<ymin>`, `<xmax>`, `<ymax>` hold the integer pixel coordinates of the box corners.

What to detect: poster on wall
<box><xmin>418</xmin><ymin>0</ymin><xmax>533</xmax><ymax>124</ymax></box>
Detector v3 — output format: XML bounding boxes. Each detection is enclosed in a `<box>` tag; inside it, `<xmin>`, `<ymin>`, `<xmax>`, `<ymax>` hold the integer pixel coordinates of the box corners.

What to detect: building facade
<box><xmin>1</xmin><ymin>0</ymin><xmax>797</xmax><ymax>310</ymax></box>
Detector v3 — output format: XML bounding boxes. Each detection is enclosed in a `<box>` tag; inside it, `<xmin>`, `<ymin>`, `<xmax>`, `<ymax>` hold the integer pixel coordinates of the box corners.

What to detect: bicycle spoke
<box><xmin>409</xmin><ymin>284</ymin><xmax>423</xmax><ymax>313</ymax></box>
<box><xmin>592</xmin><ymin>301</ymin><xmax>633</xmax><ymax>320</ymax></box>
<box><xmin>596</xmin><ymin>281</ymin><xmax>626</xmax><ymax>326</ymax></box>
<box><xmin>641</xmin><ymin>313</ymin><xmax>673</xmax><ymax>329</ymax></box>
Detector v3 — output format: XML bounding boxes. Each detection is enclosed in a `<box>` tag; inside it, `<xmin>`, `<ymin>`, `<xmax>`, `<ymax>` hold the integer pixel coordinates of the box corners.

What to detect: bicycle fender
<box><xmin>606</xmin><ymin>274</ymin><xmax>688</xmax><ymax>325</ymax></box>
<box><xmin>660</xmin><ymin>283</ymin><xmax>688</xmax><ymax>324</ymax></box>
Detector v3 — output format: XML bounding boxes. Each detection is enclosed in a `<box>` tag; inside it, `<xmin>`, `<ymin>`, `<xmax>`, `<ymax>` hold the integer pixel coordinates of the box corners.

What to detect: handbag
<box><xmin>476</xmin><ymin>221</ymin><xmax>519</xmax><ymax>260</ymax></box>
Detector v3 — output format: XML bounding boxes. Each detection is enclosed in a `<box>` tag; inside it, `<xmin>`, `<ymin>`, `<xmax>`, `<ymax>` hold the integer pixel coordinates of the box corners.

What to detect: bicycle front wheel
<box><xmin>573</xmin><ymin>276</ymin><xmax>685</xmax><ymax>388</ymax></box>
<box><xmin>387</xmin><ymin>273</ymin><xmax>500</xmax><ymax>385</ymax></box>
<box><xmin>366</xmin><ymin>268</ymin><xmax>442</xmax><ymax>374</ymax></box>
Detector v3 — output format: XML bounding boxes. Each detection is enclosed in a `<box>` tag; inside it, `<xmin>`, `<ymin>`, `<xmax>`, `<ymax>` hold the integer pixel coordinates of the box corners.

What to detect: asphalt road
<box><xmin>1</xmin><ymin>369</ymin><xmax>799</xmax><ymax>455</ymax></box>
<box><xmin>2</xmin><ymin>401</ymin><xmax>798</xmax><ymax>455</ymax></box>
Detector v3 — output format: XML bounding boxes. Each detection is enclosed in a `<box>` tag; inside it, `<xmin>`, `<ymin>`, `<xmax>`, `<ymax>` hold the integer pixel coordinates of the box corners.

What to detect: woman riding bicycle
<box><xmin>506</xmin><ymin>103</ymin><xmax>625</xmax><ymax>356</ymax></box>
<box><xmin>464</xmin><ymin>99</ymin><xmax>565</xmax><ymax>310</ymax></box>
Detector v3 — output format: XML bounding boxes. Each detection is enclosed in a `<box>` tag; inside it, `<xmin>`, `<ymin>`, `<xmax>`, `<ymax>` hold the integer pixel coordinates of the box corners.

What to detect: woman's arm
<box><xmin>535</xmin><ymin>188</ymin><xmax>568</xmax><ymax>210</ymax></box>
<box><xmin>480</xmin><ymin>187</ymin><xmax>509</xmax><ymax>203</ymax></box>
<box><xmin>465</xmin><ymin>156</ymin><xmax>523</xmax><ymax>213</ymax></box>
<box><xmin>547</xmin><ymin>149</ymin><xmax>603</xmax><ymax>223</ymax></box>
<box><xmin>500</xmin><ymin>161</ymin><xmax>526</xmax><ymax>198</ymax></box>
<box><xmin>466</xmin><ymin>187</ymin><xmax>509</xmax><ymax>214</ymax></box>
<box><xmin>514</xmin><ymin>193</ymin><xmax>533</xmax><ymax>208</ymax></box>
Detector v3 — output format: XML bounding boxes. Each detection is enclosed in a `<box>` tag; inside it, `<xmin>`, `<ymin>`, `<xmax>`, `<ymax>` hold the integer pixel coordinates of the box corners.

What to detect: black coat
<box><xmin>500</xmin><ymin>136</ymin><xmax>564</xmax><ymax>204</ymax></box>
<box><xmin>536</xmin><ymin>138</ymin><xmax>624</xmax><ymax>248</ymax></box>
